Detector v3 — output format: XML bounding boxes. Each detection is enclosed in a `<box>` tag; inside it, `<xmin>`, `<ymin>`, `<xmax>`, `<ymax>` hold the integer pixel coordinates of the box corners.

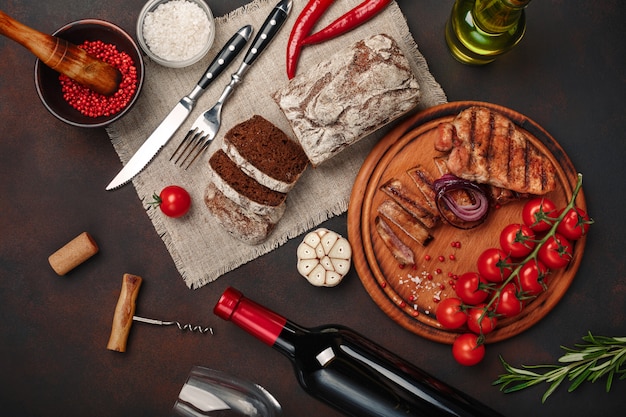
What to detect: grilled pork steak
<box><xmin>435</xmin><ymin>106</ymin><xmax>557</xmax><ymax>195</ymax></box>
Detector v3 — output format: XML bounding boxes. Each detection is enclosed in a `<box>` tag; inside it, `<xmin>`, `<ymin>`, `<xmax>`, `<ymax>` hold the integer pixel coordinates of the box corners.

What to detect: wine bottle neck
<box><xmin>213</xmin><ymin>287</ymin><xmax>302</xmax><ymax>358</ymax></box>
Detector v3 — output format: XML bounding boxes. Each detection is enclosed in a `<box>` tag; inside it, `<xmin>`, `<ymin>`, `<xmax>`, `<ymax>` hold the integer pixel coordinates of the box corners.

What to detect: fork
<box><xmin>170</xmin><ymin>0</ymin><xmax>293</xmax><ymax>169</ymax></box>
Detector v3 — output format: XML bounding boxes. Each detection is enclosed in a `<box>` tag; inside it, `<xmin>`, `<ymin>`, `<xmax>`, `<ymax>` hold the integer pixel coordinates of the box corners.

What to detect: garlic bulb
<box><xmin>297</xmin><ymin>228</ymin><xmax>352</xmax><ymax>287</ymax></box>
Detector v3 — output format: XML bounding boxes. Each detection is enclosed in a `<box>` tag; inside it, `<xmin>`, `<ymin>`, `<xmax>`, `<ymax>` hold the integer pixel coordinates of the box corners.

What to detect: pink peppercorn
<box><xmin>60</xmin><ymin>40</ymin><xmax>137</xmax><ymax>118</ymax></box>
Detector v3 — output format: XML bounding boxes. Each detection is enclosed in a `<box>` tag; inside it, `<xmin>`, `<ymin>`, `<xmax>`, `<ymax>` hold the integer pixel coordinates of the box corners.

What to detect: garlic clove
<box><xmin>296</xmin><ymin>242</ymin><xmax>317</xmax><ymax>260</ymax></box>
<box><xmin>307</xmin><ymin>264</ymin><xmax>327</xmax><ymax>287</ymax></box>
<box><xmin>324</xmin><ymin>271</ymin><xmax>342</xmax><ymax>287</ymax></box>
<box><xmin>328</xmin><ymin>238</ymin><xmax>352</xmax><ymax>259</ymax></box>
<box><xmin>303</xmin><ymin>231</ymin><xmax>321</xmax><ymax>248</ymax></box>
<box><xmin>320</xmin><ymin>256</ymin><xmax>334</xmax><ymax>271</ymax></box>
<box><xmin>320</xmin><ymin>231</ymin><xmax>339</xmax><ymax>255</ymax></box>
<box><xmin>315</xmin><ymin>243</ymin><xmax>326</xmax><ymax>259</ymax></box>
<box><xmin>297</xmin><ymin>258</ymin><xmax>319</xmax><ymax>277</ymax></box>
<box><xmin>331</xmin><ymin>257</ymin><xmax>351</xmax><ymax>275</ymax></box>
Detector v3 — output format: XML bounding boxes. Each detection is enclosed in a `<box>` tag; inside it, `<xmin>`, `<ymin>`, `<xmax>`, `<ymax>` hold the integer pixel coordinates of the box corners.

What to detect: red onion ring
<box><xmin>433</xmin><ymin>174</ymin><xmax>490</xmax><ymax>229</ymax></box>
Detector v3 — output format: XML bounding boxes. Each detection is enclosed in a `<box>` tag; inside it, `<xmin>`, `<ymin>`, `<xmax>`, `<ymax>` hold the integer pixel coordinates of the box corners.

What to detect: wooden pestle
<box><xmin>0</xmin><ymin>10</ymin><xmax>121</xmax><ymax>96</ymax></box>
<box><xmin>107</xmin><ymin>273</ymin><xmax>142</xmax><ymax>352</ymax></box>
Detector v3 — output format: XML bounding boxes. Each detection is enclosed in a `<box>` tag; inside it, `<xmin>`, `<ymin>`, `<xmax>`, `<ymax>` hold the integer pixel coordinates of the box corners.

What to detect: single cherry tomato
<box><xmin>494</xmin><ymin>283</ymin><xmax>523</xmax><ymax>318</ymax></box>
<box><xmin>455</xmin><ymin>272</ymin><xmax>490</xmax><ymax>305</ymax></box>
<box><xmin>499</xmin><ymin>223</ymin><xmax>536</xmax><ymax>258</ymax></box>
<box><xmin>522</xmin><ymin>197</ymin><xmax>557</xmax><ymax>232</ymax></box>
<box><xmin>452</xmin><ymin>333</ymin><xmax>485</xmax><ymax>366</ymax></box>
<box><xmin>556</xmin><ymin>207</ymin><xmax>591</xmax><ymax>241</ymax></box>
<box><xmin>151</xmin><ymin>185</ymin><xmax>191</xmax><ymax>218</ymax></box>
<box><xmin>436</xmin><ymin>297</ymin><xmax>467</xmax><ymax>329</ymax></box>
<box><xmin>477</xmin><ymin>248</ymin><xmax>512</xmax><ymax>283</ymax></box>
<box><xmin>467</xmin><ymin>304</ymin><xmax>498</xmax><ymax>335</ymax></box>
<box><xmin>518</xmin><ymin>259</ymin><xmax>550</xmax><ymax>296</ymax></box>
<box><xmin>538</xmin><ymin>233</ymin><xmax>573</xmax><ymax>269</ymax></box>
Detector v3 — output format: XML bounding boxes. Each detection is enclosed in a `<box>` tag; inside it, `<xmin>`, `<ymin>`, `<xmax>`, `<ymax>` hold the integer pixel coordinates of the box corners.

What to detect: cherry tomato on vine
<box><xmin>452</xmin><ymin>333</ymin><xmax>485</xmax><ymax>366</ymax></box>
<box><xmin>556</xmin><ymin>207</ymin><xmax>591</xmax><ymax>241</ymax></box>
<box><xmin>455</xmin><ymin>272</ymin><xmax>490</xmax><ymax>305</ymax></box>
<box><xmin>538</xmin><ymin>233</ymin><xmax>573</xmax><ymax>269</ymax></box>
<box><xmin>522</xmin><ymin>197</ymin><xmax>557</xmax><ymax>232</ymax></box>
<box><xmin>518</xmin><ymin>259</ymin><xmax>550</xmax><ymax>296</ymax></box>
<box><xmin>494</xmin><ymin>283</ymin><xmax>523</xmax><ymax>318</ymax></box>
<box><xmin>467</xmin><ymin>304</ymin><xmax>498</xmax><ymax>335</ymax></box>
<box><xmin>436</xmin><ymin>297</ymin><xmax>467</xmax><ymax>329</ymax></box>
<box><xmin>151</xmin><ymin>185</ymin><xmax>191</xmax><ymax>218</ymax></box>
<box><xmin>477</xmin><ymin>248</ymin><xmax>512</xmax><ymax>283</ymax></box>
<box><xmin>500</xmin><ymin>223</ymin><xmax>536</xmax><ymax>258</ymax></box>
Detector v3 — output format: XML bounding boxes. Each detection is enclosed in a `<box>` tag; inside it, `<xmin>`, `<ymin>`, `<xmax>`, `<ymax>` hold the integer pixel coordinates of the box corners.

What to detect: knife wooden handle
<box><xmin>0</xmin><ymin>10</ymin><xmax>121</xmax><ymax>95</ymax></box>
<box><xmin>107</xmin><ymin>273</ymin><xmax>142</xmax><ymax>352</ymax></box>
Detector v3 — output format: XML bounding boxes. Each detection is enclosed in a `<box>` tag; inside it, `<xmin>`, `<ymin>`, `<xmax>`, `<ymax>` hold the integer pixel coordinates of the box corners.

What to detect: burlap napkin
<box><xmin>106</xmin><ymin>0</ymin><xmax>447</xmax><ymax>289</ymax></box>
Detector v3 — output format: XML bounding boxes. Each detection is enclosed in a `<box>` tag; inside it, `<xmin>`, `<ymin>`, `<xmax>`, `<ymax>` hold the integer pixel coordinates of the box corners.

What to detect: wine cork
<box><xmin>48</xmin><ymin>232</ymin><xmax>99</xmax><ymax>276</ymax></box>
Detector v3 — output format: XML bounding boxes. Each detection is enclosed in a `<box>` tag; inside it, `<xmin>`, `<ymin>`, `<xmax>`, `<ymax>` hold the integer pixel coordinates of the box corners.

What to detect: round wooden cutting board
<box><xmin>347</xmin><ymin>101</ymin><xmax>587</xmax><ymax>344</ymax></box>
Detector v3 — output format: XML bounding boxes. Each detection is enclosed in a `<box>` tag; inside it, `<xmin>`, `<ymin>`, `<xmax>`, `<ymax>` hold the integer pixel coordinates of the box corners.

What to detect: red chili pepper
<box><xmin>286</xmin><ymin>0</ymin><xmax>335</xmax><ymax>79</ymax></box>
<box><xmin>302</xmin><ymin>0</ymin><xmax>391</xmax><ymax>46</ymax></box>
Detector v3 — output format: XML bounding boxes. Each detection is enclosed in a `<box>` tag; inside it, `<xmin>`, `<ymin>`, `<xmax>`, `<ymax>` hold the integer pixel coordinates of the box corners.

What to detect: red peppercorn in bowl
<box><xmin>34</xmin><ymin>19</ymin><xmax>145</xmax><ymax>128</ymax></box>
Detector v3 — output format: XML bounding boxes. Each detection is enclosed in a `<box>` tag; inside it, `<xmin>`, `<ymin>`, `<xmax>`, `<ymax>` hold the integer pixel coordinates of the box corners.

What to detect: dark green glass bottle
<box><xmin>445</xmin><ymin>0</ymin><xmax>531</xmax><ymax>65</ymax></box>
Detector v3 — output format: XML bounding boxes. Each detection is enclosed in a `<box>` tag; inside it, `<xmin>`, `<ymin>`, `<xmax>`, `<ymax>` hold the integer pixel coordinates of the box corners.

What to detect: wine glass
<box><xmin>171</xmin><ymin>366</ymin><xmax>282</xmax><ymax>417</ymax></box>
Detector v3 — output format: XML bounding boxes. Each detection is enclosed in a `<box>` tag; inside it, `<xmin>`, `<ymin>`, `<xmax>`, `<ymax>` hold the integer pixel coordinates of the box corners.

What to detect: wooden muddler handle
<box><xmin>0</xmin><ymin>10</ymin><xmax>121</xmax><ymax>95</ymax></box>
<box><xmin>107</xmin><ymin>273</ymin><xmax>142</xmax><ymax>352</ymax></box>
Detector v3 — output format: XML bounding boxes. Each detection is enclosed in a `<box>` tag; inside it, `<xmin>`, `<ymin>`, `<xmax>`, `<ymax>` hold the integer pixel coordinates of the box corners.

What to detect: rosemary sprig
<box><xmin>493</xmin><ymin>332</ymin><xmax>626</xmax><ymax>402</ymax></box>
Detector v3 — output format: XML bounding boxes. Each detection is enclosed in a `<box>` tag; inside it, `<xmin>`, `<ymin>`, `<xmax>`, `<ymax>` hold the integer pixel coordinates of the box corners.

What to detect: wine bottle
<box><xmin>445</xmin><ymin>0</ymin><xmax>532</xmax><ymax>65</ymax></box>
<box><xmin>214</xmin><ymin>287</ymin><xmax>504</xmax><ymax>417</ymax></box>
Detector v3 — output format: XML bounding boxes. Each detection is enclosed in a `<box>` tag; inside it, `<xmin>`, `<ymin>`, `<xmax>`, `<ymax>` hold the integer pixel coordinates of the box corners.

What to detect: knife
<box><xmin>105</xmin><ymin>25</ymin><xmax>253</xmax><ymax>191</ymax></box>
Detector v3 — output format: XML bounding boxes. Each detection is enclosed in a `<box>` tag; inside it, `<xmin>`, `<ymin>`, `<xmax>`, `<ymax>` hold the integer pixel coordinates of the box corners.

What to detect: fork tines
<box><xmin>170</xmin><ymin>128</ymin><xmax>210</xmax><ymax>169</ymax></box>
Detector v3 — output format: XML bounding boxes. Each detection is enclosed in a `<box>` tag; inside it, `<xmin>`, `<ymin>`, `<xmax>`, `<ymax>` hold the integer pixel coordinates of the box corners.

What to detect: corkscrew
<box><xmin>106</xmin><ymin>273</ymin><xmax>213</xmax><ymax>353</ymax></box>
<box><xmin>132</xmin><ymin>315</ymin><xmax>214</xmax><ymax>334</ymax></box>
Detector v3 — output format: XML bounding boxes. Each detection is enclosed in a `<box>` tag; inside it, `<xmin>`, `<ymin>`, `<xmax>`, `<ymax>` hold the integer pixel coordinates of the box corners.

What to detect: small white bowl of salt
<box><xmin>137</xmin><ymin>0</ymin><xmax>215</xmax><ymax>68</ymax></box>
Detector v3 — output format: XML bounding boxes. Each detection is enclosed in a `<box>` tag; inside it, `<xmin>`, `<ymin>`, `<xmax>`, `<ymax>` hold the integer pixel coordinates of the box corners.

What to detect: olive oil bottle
<box><xmin>445</xmin><ymin>0</ymin><xmax>531</xmax><ymax>65</ymax></box>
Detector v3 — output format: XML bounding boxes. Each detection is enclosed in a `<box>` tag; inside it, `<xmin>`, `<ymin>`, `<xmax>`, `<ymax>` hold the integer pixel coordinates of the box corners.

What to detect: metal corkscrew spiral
<box><xmin>133</xmin><ymin>316</ymin><xmax>214</xmax><ymax>335</ymax></box>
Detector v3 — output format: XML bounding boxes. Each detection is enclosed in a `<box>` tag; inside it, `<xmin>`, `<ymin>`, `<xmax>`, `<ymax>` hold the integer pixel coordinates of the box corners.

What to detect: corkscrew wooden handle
<box><xmin>107</xmin><ymin>273</ymin><xmax>142</xmax><ymax>352</ymax></box>
<box><xmin>0</xmin><ymin>10</ymin><xmax>121</xmax><ymax>95</ymax></box>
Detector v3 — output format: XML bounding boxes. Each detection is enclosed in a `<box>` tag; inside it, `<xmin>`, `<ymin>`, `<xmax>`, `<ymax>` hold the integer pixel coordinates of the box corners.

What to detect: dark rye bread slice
<box><xmin>222</xmin><ymin>115</ymin><xmax>308</xmax><ymax>193</ymax></box>
<box><xmin>205</xmin><ymin>182</ymin><xmax>275</xmax><ymax>245</ymax></box>
<box><xmin>208</xmin><ymin>149</ymin><xmax>287</xmax><ymax>223</ymax></box>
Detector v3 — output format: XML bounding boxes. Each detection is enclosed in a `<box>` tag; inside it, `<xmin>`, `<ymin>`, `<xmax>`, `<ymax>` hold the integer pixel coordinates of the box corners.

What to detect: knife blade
<box><xmin>105</xmin><ymin>25</ymin><xmax>253</xmax><ymax>191</ymax></box>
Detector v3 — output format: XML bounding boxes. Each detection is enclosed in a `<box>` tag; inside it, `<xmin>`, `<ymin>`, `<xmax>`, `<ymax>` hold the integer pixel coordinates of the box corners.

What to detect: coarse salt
<box><xmin>143</xmin><ymin>0</ymin><xmax>212</xmax><ymax>62</ymax></box>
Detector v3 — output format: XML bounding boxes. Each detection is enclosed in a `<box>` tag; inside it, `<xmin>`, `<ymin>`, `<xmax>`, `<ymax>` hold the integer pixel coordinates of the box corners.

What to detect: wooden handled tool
<box><xmin>106</xmin><ymin>273</ymin><xmax>212</xmax><ymax>353</ymax></box>
<box><xmin>0</xmin><ymin>10</ymin><xmax>121</xmax><ymax>96</ymax></box>
<box><xmin>107</xmin><ymin>273</ymin><xmax>142</xmax><ymax>352</ymax></box>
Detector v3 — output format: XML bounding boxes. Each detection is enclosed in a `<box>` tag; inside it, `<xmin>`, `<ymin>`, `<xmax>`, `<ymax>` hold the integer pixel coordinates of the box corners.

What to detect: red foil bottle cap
<box><xmin>213</xmin><ymin>287</ymin><xmax>287</xmax><ymax>346</ymax></box>
<box><xmin>213</xmin><ymin>287</ymin><xmax>243</xmax><ymax>320</ymax></box>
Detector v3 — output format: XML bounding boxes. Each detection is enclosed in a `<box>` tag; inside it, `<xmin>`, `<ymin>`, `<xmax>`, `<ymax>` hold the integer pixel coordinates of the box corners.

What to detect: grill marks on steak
<box><xmin>435</xmin><ymin>106</ymin><xmax>557</xmax><ymax>195</ymax></box>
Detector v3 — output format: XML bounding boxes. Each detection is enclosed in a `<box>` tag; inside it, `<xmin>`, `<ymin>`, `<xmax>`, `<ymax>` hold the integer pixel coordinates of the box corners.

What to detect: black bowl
<box><xmin>35</xmin><ymin>19</ymin><xmax>145</xmax><ymax>128</ymax></box>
